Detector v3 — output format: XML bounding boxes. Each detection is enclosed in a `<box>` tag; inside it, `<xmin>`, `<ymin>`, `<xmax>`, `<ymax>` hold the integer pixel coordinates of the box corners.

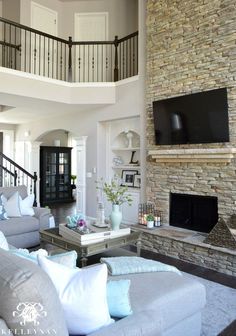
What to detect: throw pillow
<box><xmin>107</xmin><ymin>279</ymin><xmax>133</xmax><ymax>318</ymax></box>
<box><xmin>10</xmin><ymin>248</ymin><xmax>78</xmax><ymax>268</ymax></box>
<box><xmin>19</xmin><ymin>194</ymin><xmax>35</xmax><ymax>216</ymax></box>
<box><xmin>1</xmin><ymin>192</ymin><xmax>21</xmax><ymax>217</ymax></box>
<box><xmin>0</xmin><ymin>231</ymin><xmax>9</xmax><ymax>250</ymax></box>
<box><xmin>48</xmin><ymin>250</ymin><xmax>77</xmax><ymax>268</ymax></box>
<box><xmin>0</xmin><ymin>197</ymin><xmax>8</xmax><ymax>221</ymax></box>
<box><xmin>38</xmin><ymin>256</ymin><xmax>113</xmax><ymax>335</ymax></box>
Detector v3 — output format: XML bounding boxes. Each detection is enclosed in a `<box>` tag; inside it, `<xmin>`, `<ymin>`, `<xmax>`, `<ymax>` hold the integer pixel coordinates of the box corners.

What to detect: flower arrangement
<box><xmin>96</xmin><ymin>178</ymin><xmax>133</xmax><ymax>206</ymax></box>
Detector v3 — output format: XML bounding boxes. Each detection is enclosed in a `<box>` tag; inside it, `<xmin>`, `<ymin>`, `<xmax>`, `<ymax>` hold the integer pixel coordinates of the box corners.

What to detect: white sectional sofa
<box><xmin>0</xmin><ymin>248</ymin><xmax>206</xmax><ymax>336</ymax></box>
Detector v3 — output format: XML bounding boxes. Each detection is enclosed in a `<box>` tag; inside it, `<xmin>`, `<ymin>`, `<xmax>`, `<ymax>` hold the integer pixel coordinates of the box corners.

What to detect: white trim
<box><xmin>148</xmin><ymin>148</ymin><xmax>236</xmax><ymax>163</ymax></box>
<box><xmin>74</xmin><ymin>12</ymin><xmax>109</xmax><ymax>41</ymax></box>
<box><xmin>31</xmin><ymin>1</ymin><xmax>58</xmax><ymax>36</ymax></box>
<box><xmin>114</xmin><ymin>75</ymin><xmax>139</xmax><ymax>86</ymax></box>
<box><xmin>74</xmin><ymin>136</ymin><xmax>87</xmax><ymax>215</ymax></box>
<box><xmin>0</xmin><ymin>66</ymin><xmax>139</xmax><ymax>87</ymax></box>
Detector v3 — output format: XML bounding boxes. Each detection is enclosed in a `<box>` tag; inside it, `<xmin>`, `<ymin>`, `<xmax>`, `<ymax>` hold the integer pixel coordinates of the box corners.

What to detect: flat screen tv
<box><xmin>153</xmin><ymin>88</ymin><xmax>229</xmax><ymax>145</ymax></box>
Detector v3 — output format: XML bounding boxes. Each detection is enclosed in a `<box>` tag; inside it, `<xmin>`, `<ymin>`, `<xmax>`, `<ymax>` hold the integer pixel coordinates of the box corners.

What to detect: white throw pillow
<box><xmin>38</xmin><ymin>256</ymin><xmax>113</xmax><ymax>335</ymax></box>
<box><xmin>1</xmin><ymin>192</ymin><xmax>21</xmax><ymax>217</ymax></box>
<box><xmin>0</xmin><ymin>231</ymin><xmax>9</xmax><ymax>250</ymax></box>
<box><xmin>19</xmin><ymin>194</ymin><xmax>35</xmax><ymax>216</ymax></box>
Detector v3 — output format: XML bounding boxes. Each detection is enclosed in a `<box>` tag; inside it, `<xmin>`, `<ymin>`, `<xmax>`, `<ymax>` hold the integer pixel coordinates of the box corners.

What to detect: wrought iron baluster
<box><xmin>48</xmin><ymin>37</ymin><xmax>50</xmax><ymax>78</ymax></box>
<box><xmin>14</xmin><ymin>26</ymin><xmax>17</xmax><ymax>69</ymax></box>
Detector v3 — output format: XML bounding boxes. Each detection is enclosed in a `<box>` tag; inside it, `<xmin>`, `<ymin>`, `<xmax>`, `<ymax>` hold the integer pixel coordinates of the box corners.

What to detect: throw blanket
<box><xmin>100</xmin><ymin>256</ymin><xmax>182</xmax><ymax>276</ymax></box>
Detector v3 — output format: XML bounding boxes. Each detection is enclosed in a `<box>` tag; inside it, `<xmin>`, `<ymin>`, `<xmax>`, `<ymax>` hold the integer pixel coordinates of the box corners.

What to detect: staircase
<box><xmin>0</xmin><ymin>152</ymin><xmax>37</xmax><ymax>206</ymax></box>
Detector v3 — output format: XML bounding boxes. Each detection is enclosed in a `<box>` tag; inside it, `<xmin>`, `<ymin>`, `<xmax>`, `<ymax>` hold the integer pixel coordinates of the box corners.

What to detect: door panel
<box><xmin>30</xmin><ymin>2</ymin><xmax>58</xmax><ymax>77</ymax></box>
<box><xmin>74</xmin><ymin>13</ymin><xmax>109</xmax><ymax>82</ymax></box>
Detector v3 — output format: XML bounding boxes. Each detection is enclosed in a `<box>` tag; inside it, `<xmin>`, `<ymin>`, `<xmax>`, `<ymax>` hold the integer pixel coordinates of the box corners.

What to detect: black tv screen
<box><xmin>153</xmin><ymin>88</ymin><xmax>229</xmax><ymax>145</ymax></box>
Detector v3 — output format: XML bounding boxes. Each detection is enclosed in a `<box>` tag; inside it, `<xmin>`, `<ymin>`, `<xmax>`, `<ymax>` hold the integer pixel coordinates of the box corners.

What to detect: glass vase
<box><xmin>110</xmin><ymin>204</ymin><xmax>122</xmax><ymax>230</ymax></box>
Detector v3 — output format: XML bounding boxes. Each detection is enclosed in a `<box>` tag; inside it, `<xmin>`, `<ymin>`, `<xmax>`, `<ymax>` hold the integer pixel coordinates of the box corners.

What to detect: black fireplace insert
<box><xmin>169</xmin><ymin>193</ymin><xmax>218</xmax><ymax>233</ymax></box>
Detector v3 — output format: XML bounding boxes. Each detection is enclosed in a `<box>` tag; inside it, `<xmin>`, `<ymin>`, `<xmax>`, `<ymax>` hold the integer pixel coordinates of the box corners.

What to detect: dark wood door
<box><xmin>40</xmin><ymin>146</ymin><xmax>73</xmax><ymax>206</ymax></box>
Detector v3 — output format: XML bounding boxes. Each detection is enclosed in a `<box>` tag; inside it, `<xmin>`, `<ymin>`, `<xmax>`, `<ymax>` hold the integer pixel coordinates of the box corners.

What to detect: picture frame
<box><xmin>133</xmin><ymin>174</ymin><xmax>141</xmax><ymax>188</ymax></box>
<box><xmin>121</xmin><ymin>170</ymin><xmax>138</xmax><ymax>187</ymax></box>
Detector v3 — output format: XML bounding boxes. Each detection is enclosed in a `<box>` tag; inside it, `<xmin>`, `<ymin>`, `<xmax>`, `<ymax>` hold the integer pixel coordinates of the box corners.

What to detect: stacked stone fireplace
<box><xmin>143</xmin><ymin>0</ymin><xmax>236</xmax><ymax>275</ymax></box>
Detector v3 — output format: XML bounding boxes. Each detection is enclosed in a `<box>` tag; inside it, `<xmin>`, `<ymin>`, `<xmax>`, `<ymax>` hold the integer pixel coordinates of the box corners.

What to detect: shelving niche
<box><xmin>104</xmin><ymin>117</ymin><xmax>141</xmax><ymax>224</ymax></box>
<box><xmin>111</xmin><ymin>131</ymin><xmax>140</xmax><ymax>178</ymax></box>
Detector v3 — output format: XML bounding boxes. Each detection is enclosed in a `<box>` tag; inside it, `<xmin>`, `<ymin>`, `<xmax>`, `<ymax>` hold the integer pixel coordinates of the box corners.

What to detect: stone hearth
<box><xmin>132</xmin><ymin>225</ymin><xmax>236</xmax><ymax>276</ymax></box>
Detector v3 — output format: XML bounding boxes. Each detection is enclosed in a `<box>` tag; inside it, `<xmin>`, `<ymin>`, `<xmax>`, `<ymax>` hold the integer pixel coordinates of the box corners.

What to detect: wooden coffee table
<box><xmin>40</xmin><ymin>227</ymin><xmax>142</xmax><ymax>267</ymax></box>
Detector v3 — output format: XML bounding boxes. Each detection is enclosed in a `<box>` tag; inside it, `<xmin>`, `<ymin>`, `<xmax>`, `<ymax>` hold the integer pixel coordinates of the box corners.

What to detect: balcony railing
<box><xmin>0</xmin><ymin>17</ymin><xmax>138</xmax><ymax>82</ymax></box>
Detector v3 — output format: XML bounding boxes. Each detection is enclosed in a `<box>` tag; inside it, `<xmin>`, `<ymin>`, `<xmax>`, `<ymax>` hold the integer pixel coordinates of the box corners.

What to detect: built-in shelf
<box><xmin>112</xmin><ymin>147</ymin><xmax>140</xmax><ymax>151</ymax></box>
<box><xmin>112</xmin><ymin>165</ymin><xmax>140</xmax><ymax>169</ymax></box>
<box><xmin>148</xmin><ymin>148</ymin><xmax>236</xmax><ymax>163</ymax></box>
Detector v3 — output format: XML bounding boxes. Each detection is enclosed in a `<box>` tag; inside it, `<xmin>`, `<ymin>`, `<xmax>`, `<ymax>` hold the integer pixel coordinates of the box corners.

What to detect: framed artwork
<box><xmin>121</xmin><ymin>170</ymin><xmax>138</xmax><ymax>187</ymax></box>
<box><xmin>133</xmin><ymin>174</ymin><xmax>141</xmax><ymax>188</ymax></box>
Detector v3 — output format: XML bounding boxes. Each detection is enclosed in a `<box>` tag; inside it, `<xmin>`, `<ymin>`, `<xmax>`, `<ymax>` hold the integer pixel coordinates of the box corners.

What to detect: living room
<box><xmin>0</xmin><ymin>0</ymin><xmax>235</xmax><ymax>335</ymax></box>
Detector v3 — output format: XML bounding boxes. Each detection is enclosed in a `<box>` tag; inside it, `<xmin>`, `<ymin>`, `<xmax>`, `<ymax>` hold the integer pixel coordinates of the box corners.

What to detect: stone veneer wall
<box><xmin>146</xmin><ymin>0</ymin><xmax>236</xmax><ymax>224</ymax></box>
<box><xmin>138</xmin><ymin>228</ymin><xmax>236</xmax><ymax>276</ymax></box>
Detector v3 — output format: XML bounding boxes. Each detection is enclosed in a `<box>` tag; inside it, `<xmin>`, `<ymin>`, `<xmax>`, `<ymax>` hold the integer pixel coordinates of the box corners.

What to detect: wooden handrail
<box><xmin>0</xmin><ymin>165</ymin><xmax>15</xmax><ymax>177</ymax></box>
<box><xmin>72</xmin><ymin>40</ymin><xmax>114</xmax><ymax>46</ymax></box>
<box><xmin>0</xmin><ymin>17</ymin><xmax>68</xmax><ymax>44</ymax></box>
<box><xmin>0</xmin><ymin>16</ymin><xmax>138</xmax><ymax>82</ymax></box>
<box><xmin>0</xmin><ymin>152</ymin><xmax>36</xmax><ymax>181</ymax></box>
<box><xmin>118</xmin><ymin>31</ymin><xmax>138</xmax><ymax>43</ymax></box>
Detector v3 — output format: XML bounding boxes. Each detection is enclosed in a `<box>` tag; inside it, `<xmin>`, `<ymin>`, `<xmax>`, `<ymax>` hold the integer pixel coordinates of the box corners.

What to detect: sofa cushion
<box><xmin>0</xmin><ymin>185</ymin><xmax>28</xmax><ymax>199</ymax></box>
<box><xmin>0</xmin><ymin>248</ymin><xmax>68</xmax><ymax>335</ymax></box>
<box><xmin>0</xmin><ymin>231</ymin><xmax>9</xmax><ymax>250</ymax></box>
<box><xmin>113</xmin><ymin>271</ymin><xmax>206</xmax><ymax>331</ymax></box>
<box><xmin>38</xmin><ymin>256</ymin><xmax>113</xmax><ymax>335</ymax></box>
<box><xmin>0</xmin><ymin>197</ymin><xmax>8</xmax><ymax>220</ymax></box>
<box><xmin>19</xmin><ymin>194</ymin><xmax>35</xmax><ymax>216</ymax></box>
<box><xmin>0</xmin><ymin>216</ymin><xmax>39</xmax><ymax>237</ymax></box>
<box><xmin>107</xmin><ymin>280</ymin><xmax>133</xmax><ymax>318</ymax></box>
<box><xmin>2</xmin><ymin>192</ymin><xmax>22</xmax><ymax>217</ymax></box>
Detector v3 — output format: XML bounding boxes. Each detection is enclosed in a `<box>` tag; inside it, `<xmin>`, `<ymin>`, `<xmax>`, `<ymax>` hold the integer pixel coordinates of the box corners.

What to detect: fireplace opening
<box><xmin>170</xmin><ymin>193</ymin><xmax>218</xmax><ymax>233</ymax></box>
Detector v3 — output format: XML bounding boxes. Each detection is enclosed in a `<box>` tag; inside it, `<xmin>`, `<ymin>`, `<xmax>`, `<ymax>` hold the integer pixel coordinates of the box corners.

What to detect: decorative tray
<box><xmin>59</xmin><ymin>224</ymin><xmax>130</xmax><ymax>245</ymax></box>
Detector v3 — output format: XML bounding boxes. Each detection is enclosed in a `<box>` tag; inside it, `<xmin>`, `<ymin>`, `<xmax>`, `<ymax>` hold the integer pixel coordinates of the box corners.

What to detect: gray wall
<box><xmin>61</xmin><ymin>0</ymin><xmax>138</xmax><ymax>40</ymax></box>
<box><xmin>2</xmin><ymin>0</ymin><xmax>20</xmax><ymax>22</ymax></box>
<box><xmin>38</xmin><ymin>129</ymin><xmax>68</xmax><ymax>146</ymax></box>
<box><xmin>20</xmin><ymin>0</ymin><xmax>138</xmax><ymax>40</ymax></box>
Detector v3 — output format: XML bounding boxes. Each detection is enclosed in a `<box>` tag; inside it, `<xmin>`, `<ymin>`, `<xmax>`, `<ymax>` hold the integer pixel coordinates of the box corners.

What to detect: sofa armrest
<box><xmin>0</xmin><ymin>319</ymin><xmax>13</xmax><ymax>336</ymax></box>
<box><xmin>33</xmin><ymin>207</ymin><xmax>51</xmax><ymax>230</ymax></box>
<box><xmin>89</xmin><ymin>311</ymin><xmax>162</xmax><ymax>336</ymax></box>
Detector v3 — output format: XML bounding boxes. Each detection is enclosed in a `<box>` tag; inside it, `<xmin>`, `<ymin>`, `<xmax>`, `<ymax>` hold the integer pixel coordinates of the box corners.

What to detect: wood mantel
<box><xmin>148</xmin><ymin>147</ymin><xmax>236</xmax><ymax>163</ymax></box>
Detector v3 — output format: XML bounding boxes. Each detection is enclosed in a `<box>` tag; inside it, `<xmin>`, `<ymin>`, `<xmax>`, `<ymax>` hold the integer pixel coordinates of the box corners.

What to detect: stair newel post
<box><xmin>114</xmin><ymin>35</ymin><xmax>119</xmax><ymax>82</ymax></box>
<box><xmin>14</xmin><ymin>170</ymin><xmax>17</xmax><ymax>186</ymax></box>
<box><xmin>68</xmin><ymin>36</ymin><xmax>73</xmax><ymax>82</ymax></box>
<box><xmin>33</xmin><ymin>172</ymin><xmax>37</xmax><ymax>206</ymax></box>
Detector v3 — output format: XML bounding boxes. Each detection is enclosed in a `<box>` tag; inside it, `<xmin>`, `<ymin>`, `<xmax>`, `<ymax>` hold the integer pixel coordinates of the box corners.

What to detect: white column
<box><xmin>74</xmin><ymin>136</ymin><xmax>87</xmax><ymax>214</ymax></box>
<box><xmin>139</xmin><ymin>0</ymin><xmax>147</xmax><ymax>202</ymax></box>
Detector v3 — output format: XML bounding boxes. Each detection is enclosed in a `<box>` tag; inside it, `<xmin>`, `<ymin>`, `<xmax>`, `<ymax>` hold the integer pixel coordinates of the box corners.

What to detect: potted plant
<box><xmin>146</xmin><ymin>213</ymin><xmax>155</xmax><ymax>229</ymax></box>
<box><xmin>96</xmin><ymin>178</ymin><xmax>132</xmax><ymax>230</ymax></box>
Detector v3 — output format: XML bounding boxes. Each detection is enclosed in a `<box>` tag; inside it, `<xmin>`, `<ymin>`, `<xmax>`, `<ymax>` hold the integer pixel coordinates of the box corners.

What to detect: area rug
<box><xmin>183</xmin><ymin>272</ymin><xmax>236</xmax><ymax>336</ymax></box>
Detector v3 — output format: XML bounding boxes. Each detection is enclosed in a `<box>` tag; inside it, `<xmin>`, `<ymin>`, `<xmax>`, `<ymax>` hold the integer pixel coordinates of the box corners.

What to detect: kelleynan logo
<box><xmin>13</xmin><ymin>302</ymin><xmax>47</xmax><ymax>326</ymax></box>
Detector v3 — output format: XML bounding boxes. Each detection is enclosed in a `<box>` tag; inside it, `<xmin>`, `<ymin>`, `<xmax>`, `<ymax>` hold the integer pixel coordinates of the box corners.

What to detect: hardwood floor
<box><xmin>50</xmin><ymin>202</ymin><xmax>236</xmax><ymax>290</ymax></box>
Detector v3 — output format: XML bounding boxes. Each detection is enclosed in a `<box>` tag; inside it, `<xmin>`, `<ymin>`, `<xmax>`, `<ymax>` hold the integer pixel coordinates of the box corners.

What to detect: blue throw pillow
<box><xmin>107</xmin><ymin>279</ymin><xmax>133</xmax><ymax>318</ymax></box>
<box><xmin>0</xmin><ymin>196</ymin><xmax>8</xmax><ymax>220</ymax></box>
<box><xmin>10</xmin><ymin>249</ymin><xmax>78</xmax><ymax>268</ymax></box>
